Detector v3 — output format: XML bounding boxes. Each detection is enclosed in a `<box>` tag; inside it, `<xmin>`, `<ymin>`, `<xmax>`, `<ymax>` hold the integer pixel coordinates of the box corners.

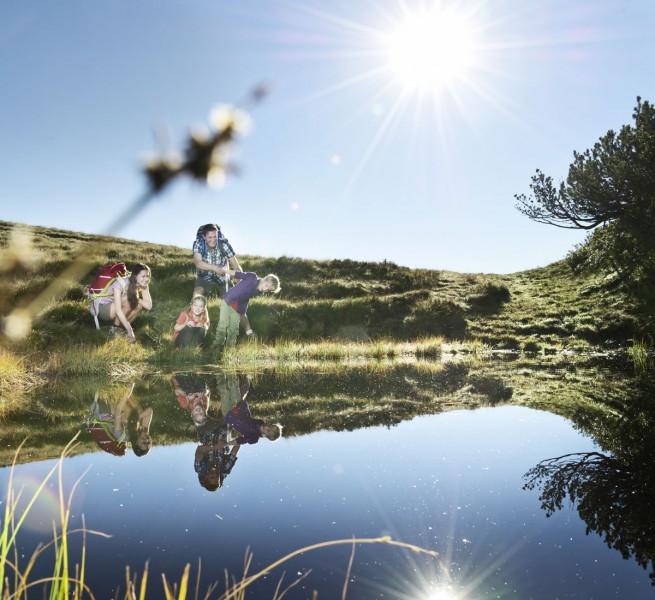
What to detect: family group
<box><xmin>92</xmin><ymin>224</ymin><xmax>281</xmax><ymax>349</ymax></box>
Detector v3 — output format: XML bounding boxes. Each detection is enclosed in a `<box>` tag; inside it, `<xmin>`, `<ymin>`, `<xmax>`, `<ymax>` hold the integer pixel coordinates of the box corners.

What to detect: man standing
<box><xmin>192</xmin><ymin>223</ymin><xmax>252</xmax><ymax>334</ymax></box>
<box><xmin>192</xmin><ymin>224</ymin><xmax>242</xmax><ymax>298</ymax></box>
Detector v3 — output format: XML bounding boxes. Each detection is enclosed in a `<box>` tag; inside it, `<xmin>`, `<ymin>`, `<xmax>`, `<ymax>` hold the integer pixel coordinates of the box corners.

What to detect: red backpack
<box><xmin>87</xmin><ymin>394</ymin><xmax>128</xmax><ymax>456</ymax></box>
<box><xmin>88</xmin><ymin>422</ymin><xmax>127</xmax><ymax>456</ymax></box>
<box><xmin>88</xmin><ymin>262</ymin><xmax>130</xmax><ymax>329</ymax></box>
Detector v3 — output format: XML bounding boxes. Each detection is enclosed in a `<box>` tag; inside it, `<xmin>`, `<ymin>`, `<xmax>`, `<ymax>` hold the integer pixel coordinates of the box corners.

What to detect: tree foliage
<box><xmin>515</xmin><ymin>98</ymin><xmax>655</xmax><ymax>292</ymax></box>
<box><xmin>524</xmin><ymin>450</ymin><xmax>655</xmax><ymax>584</ymax></box>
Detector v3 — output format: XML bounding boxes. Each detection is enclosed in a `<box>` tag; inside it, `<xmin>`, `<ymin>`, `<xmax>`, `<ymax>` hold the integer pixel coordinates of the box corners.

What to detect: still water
<box><xmin>2</xmin><ymin>359</ymin><xmax>654</xmax><ymax>599</ymax></box>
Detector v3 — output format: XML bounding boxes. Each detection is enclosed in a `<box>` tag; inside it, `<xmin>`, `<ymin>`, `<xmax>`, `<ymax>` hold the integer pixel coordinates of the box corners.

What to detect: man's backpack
<box><xmin>88</xmin><ymin>262</ymin><xmax>130</xmax><ymax>329</ymax></box>
<box><xmin>88</xmin><ymin>422</ymin><xmax>127</xmax><ymax>456</ymax></box>
<box><xmin>193</xmin><ymin>224</ymin><xmax>224</xmax><ymax>256</ymax></box>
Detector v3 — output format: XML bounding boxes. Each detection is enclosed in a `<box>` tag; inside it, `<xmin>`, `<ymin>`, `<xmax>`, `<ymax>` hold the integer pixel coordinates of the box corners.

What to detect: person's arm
<box><xmin>194</xmin><ymin>252</ymin><xmax>227</xmax><ymax>276</ymax></box>
<box><xmin>113</xmin><ymin>285</ymin><xmax>135</xmax><ymax>341</ymax></box>
<box><xmin>228</xmin><ymin>255</ymin><xmax>242</xmax><ymax>272</ymax></box>
<box><xmin>223</xmin><ymin>445</ymin><xmax>240</xmax><ymax>474</ymax></box>
<box><xmin>138</xmin><ymin>407</ymin><xmax>153</xmax><ymax>431</ymax></box>
<box><xmin>173</xmin><ymin>312</ymin><xmax>189</xmax><ymax>333</ymax></box>
<box><xmin>194</xmin><ymin>445</ymin><xmax>209</xmax><ymax>460</ymax></box>
<box><xmin>112</xmin><ymin>386</ymin><xmax>134</xmax><ymax>433</ymax></box>
<box><xmin>139</xmin><ymin>284</ymin><xmax>152</xmax><ymax>311</ymax></box>
<box><xmin>240</xmin><ymin>313</ymin><xmax>253</xmax><ymax>337</ymax></box>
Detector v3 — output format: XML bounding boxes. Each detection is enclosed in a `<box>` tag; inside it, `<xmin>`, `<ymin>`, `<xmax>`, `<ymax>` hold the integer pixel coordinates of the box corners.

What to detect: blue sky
<box><xmin>1</xmin><ymin>0</ymin><xmax>654</xmax><ymax>273</ymax></box>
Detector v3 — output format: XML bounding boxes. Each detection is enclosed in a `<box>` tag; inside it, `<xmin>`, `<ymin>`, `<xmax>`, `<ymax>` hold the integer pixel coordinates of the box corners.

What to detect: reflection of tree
<box><xmin>524</xmin><ymin>449</ymin><xmax>655</xmax><ymax>584</ymax></box>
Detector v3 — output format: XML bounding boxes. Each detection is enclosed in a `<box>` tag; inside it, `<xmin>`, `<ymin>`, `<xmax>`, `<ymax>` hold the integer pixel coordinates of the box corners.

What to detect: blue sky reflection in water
<box><xmin>3</xmin><ymin>406</ymin><xmax>652</xmax><ymax>599</ymax></box>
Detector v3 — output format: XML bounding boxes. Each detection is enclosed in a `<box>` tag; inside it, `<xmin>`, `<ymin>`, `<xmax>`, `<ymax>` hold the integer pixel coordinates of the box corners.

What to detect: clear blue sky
<box><xmin>2</xmin><ymin>0</ymin><xmax>654</xmax><ymax>273</ymax></box>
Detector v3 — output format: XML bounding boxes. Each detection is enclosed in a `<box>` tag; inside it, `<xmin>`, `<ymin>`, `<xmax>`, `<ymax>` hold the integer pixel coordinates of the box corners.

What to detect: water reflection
<box><xmin>172</xmin><ymin>373</ymin><xmax>211</xmax><ymax>426</ymax></box>
<box><xmin>195</xmin><ymin>410</ymin><xmax>239</xmax><ymax>491</ymax></box>
<box><xmin>173</xmin><ymin>372</ymin><xmax>279</xmax><ymax>491</ymax></box>
<box><xmin>86</xmin><ymin>382</ymin><xmax>153</xmax><ymax>456</ymax></box>
<box><xmin>524</xmin><ymin>373</ymin><xmax>655</xmax><ymax>585</ymax></box>
<box><xmin>223</xmin><ymin>373</ymin><xmax>283</xmax><ymax>445</ymax></box>
<box><xmin>2</xmin><ymin>357</ymin><xmax>655</xmax><ymax>597</ymax></box>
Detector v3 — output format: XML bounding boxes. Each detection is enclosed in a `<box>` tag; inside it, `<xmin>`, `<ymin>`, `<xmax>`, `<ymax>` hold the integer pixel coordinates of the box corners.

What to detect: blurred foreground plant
<box><xmin>0</xmin><ymin>435</ymin><xmax>109</xmax><ymax>599</ymax></box>
<box><xmin>2</xmin><ymin>437</ymin><xmax>440</xmax><ymax>599</ymax></box>
<box><xmin>0</xmin><ymin>84</ymin><xmax>269</xmax><ymax>343</ymax></box>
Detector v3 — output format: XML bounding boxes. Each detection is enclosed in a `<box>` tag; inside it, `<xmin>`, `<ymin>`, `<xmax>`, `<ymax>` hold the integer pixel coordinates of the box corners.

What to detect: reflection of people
<box><xmin>96</xmin><ymin>263</ymin><xmax>152</xmax><ymax>343</ymax></box>
<box><xmin>215</xmin><ymin>372</ymin><xmax>251</xmax><ymax>416</ymax></box>
<box><xmin>192</xmin><ymin>224</ymin><xmax>242</xmax><ymax>298</ymax></box>
<box><xmin>214</xmin><ymin>271</ymin><xmax>281</xmax><ymax>349</ymax></box>
<box><xmin>194</xmin><ymin>415</ymin><xmax>240</xmax><ymax>491</ymax></box>
<box><xmin>87</xmin><ymin>384</ymin><xmax>153</xmax><ymax>456</ymax></box>
<box><xmin>173</xmin><ymin>295</ymin><xmax>210</xmax><ymax>348</ymax></box>
<box><xmin>225</xmin><ymin>397</ymin><xmax>282</xmax><ymax>445</ymax></box>
<box><xmin>172</xmin><ymin>374</ymin><xmax>210</xmax><ymax>426</ymax></box>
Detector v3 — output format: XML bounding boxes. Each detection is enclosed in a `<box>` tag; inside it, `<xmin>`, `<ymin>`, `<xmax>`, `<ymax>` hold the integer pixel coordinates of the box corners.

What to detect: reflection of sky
<box><xmin>3</xmin><ymin>406</ymin><xmax>651</xmax><ymax>599</ymax></box>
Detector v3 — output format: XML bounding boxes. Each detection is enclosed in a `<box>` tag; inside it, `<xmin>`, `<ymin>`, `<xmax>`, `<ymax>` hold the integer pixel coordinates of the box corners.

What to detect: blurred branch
<box><xmin>1</xmin><ymin>83</ymin><xmax>270</xmax><ymax>342</ymax></box>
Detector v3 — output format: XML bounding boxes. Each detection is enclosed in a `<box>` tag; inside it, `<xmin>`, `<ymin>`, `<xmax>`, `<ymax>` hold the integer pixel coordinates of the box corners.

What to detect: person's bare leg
<box><xmin>125</xmin><ymin>305</ymin><xmax>143</xmax><ymax>324</ymax></box>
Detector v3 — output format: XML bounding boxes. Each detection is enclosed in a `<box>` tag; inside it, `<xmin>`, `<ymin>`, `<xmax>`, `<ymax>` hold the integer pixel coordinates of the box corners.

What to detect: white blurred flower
<box><xmin>207</xmin><ymin>167</ymin><xmax>227</xmax><ymax>190</ymax></box>
<box><xmin>3</xmin><ymin>310</ymin><xmax>32</xmax><ymax>341</ymax></box>
<box><xmin>209</xmin><ymin>104</ymin><xmax>252</xmax><ymax>135</ymax></box>
<box><xmin>0</xmin><ymin>226</ymin><xmax>35</xmax><ymax>273</ymax></box>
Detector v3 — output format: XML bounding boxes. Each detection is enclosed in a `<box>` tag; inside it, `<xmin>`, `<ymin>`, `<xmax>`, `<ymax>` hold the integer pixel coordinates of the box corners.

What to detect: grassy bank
<box><xmin>0</xmin><ymin>219</ymin><xmax>645</xmax><ymax>389</ymax></box>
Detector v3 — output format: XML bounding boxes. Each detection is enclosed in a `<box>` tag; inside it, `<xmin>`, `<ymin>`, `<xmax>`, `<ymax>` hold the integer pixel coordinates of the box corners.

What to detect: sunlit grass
<box><xmin>0</xmin><ymin>347</ymin><xmax>44</xmax><ymax>410</ymax></box>
<box><xmin>220</xmin><ymin>337</ymin><xmax>444</xmax><ymax>367</ymax></box>
<box><xmin>44</xmin><ymin>339</ymin><xmax>148</xmax><ymax>378</ymax></box>
<box><xmin>1</xmin><ymin>221</ymin><xmax>646</xmax><ymax>389</ymax></box>
<box><xmin>630</xmin><ymin>337</ymin><xmax>653</xmax><ymax>372</ymax></box>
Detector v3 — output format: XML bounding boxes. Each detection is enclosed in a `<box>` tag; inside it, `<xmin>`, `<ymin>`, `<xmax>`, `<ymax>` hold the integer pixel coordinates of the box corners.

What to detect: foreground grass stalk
<box><xmin>2</xmin><ymin>440</ymin><xmax>439</xmax><ymax>599</ymax></box>
<box><xmin>341</xmin><ymin>541</ymin><xmax>356</xmax><ymax>600</ymax></box>
<box><xmin>1</xmin><ymin>440</ymin><xmax>60</xmax><ymax>593</ymax></box>
<box><xmin>0</xmin><ymin>435</ymin><xmax>109</xmax><ymax>600</ymax></box>
<box><xmin>219</xmin><ymin>536</ymin><xmax>439</xmax><ymax>599</ymax></box>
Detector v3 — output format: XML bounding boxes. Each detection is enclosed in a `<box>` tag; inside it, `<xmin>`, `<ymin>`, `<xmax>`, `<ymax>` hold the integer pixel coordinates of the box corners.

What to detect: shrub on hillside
<box><xmin>387</xmin><ymin>268</ymin><xmax>440</xmax><ymax>293</ymax></box>
<box><xmin>242</xmin><ymin>256</ymin><xmax>318</xmax><ymax>280</ymax></box>
<box><xmin>467</xmin><ymin>375</ymin><xmax>513</xmax><ymax>404</ymax></box>
<box><xmin>468</xmin><ymin>283</ymin><xmax>511</xmax><ymax>314</ymax></box>
<box><xmin>247</xmin><ymin>292</ymin><xmax>432</xmax><ymax>340</ymax></box>
<box><xmin>281</xmin><ymin>281</ymin><xmax>371</xmax><ymax>300</ymax></box>
<box><xmin>403</xmin><ymin>297</ymin><xmax>467</xmax><ymax>339</ymax></box>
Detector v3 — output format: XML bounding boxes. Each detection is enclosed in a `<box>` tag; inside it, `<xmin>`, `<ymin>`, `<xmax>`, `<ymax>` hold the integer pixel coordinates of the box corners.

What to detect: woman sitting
<box><xmin>97</xmin><ymin>263</ymin><xmax>152</xmax><ymax>343</ymax></box>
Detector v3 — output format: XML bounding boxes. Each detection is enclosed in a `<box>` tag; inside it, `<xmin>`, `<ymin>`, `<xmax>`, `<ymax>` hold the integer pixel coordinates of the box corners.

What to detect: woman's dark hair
<box><xmin>128</xmin><ymin>418</ymin><xmax>151</xmax><ymax>457</ymax></box>
<box><xmin>127</xmin><ymin>264</ymin><xmax>151</xmax><ymax>309</ymax></box>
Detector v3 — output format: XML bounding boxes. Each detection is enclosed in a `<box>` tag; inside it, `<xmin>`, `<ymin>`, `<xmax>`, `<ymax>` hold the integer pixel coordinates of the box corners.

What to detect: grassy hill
<box><xmin>0</xmin><ymin>219</ymin><xmax>641</xmax><ymax>389</ymax></box>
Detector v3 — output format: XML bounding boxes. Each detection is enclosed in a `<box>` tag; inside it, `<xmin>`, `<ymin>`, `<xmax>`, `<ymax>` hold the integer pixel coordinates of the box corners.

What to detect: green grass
<box><xmin>1</xmin><ymin>219</ymin><xmax>649</xmax><ymax>386</ymax></box>
<box><xmin>630</xmin><ymin>337</ymin><xmax>654</xmax><ymax>372</ymax></box>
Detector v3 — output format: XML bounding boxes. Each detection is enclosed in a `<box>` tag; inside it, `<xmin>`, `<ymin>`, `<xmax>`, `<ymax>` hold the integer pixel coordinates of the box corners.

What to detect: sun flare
<box><xmin>383</xmin><ymin>7</ymin><xmax>477</xmax><ymax>90</ymax></box>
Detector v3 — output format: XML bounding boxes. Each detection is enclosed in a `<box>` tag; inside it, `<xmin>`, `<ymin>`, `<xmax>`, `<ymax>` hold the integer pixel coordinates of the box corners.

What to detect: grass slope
<box><xmin>0</xmin><ymin>219</ymin><xmax>639</xmax><ymax>382</ymax></box>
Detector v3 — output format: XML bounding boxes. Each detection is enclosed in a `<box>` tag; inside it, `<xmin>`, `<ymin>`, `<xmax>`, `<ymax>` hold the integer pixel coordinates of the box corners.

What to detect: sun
<box><xmin>383</xmin><ymin>7</ymin><xmax>478</xmax><ymax>91</ymax></box>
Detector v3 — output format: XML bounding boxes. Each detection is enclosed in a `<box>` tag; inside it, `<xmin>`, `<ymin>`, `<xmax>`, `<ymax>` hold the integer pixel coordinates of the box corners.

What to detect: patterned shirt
<box><xmin>224</xmin><ymin>400</ymin><xmax>264</xmax><ymax>445</ymax></box>
<box><xmin>194</xmin><ymin>417</ymin><xmax>237</xmax><ymax>481</ymax></box>
<box><xmin>97</xmin><ymin>275</ymin><xmax>129</xmax><ymax>305</ymax></box>
<box><xmin>193</xmin><ymin>236</ymin><xmax>236</xmax><ymax>284</ymax></box>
